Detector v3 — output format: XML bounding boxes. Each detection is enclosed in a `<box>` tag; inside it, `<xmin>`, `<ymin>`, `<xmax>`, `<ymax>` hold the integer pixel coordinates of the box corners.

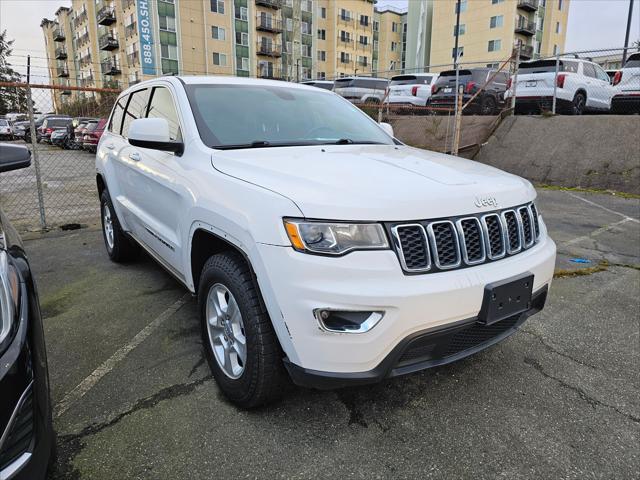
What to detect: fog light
<box><xmin>314</xmin><ymin>309</ymin><xmax>384</xmax><ymax>334</ymax></box>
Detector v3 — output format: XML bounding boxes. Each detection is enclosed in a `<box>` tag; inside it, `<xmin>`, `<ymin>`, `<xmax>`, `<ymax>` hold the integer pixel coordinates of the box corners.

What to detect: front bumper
<box><xmin>257</xmin><ymin>233</ymin><xmax>556</xmax><ymax>379</ymax></box>
<box><xmin>0</xmin><ymin>277</ymin><xmax>53</xmax><ymax>480</ymax></box>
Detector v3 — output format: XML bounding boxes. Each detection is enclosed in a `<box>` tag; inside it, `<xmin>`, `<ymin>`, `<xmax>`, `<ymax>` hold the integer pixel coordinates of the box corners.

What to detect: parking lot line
<box><xmin>567</xmin><ymin>192</ymin><xmax>640</xmax><ymax>223</ymax></box>
<box><xmin>562</xmin><ymin>217</ymin><xmax>634</xmax><ymax>246</ymax></box>
<box><xmin>54</xmin><ymin>292</ymin><xmax>192</xmax><ymax>418</ymax></box>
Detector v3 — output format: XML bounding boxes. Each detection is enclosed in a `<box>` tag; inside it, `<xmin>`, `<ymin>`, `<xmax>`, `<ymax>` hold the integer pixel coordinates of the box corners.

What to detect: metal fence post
<box><xmin>510</xmin><ymin>48</ymin><xmax>520</xmax><ymax>112</ymax></box>
<box><xmin>452</xmin><ymin>84</ymin><xmax>464</xmax><ymax>156</ymax></box>
<box><xmin>25</xmin><ymin>85</ymin><xmax>47</xmax><ymax>230</ymax></box>
<box><xmin>552</xmin><ymin>53</ymin><xmax>560</xmax><ymax>114</ymax></box>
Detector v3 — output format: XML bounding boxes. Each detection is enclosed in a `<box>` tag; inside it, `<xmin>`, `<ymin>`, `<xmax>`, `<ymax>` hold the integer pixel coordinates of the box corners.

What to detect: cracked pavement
<box><xmin>21</xmin><ymin>189</ymin><xmax>639</xmax><ymax>479</ymax></box>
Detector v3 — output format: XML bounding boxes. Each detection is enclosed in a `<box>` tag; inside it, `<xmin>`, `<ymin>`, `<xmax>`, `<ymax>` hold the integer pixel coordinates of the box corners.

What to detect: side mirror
<box><xmin>379</xmin><ymin>122</ymin><xmax>394</xmax><ymax>138</ymax></box>
<box><xmin>0</xmin><ymin>144</ymin><xmax>31</xmax><ymax>173</ymax></box>
<box><xmin>128</xmin><ymin>118</ymin><xmax>184</xmax><ymax>155</ymax></box>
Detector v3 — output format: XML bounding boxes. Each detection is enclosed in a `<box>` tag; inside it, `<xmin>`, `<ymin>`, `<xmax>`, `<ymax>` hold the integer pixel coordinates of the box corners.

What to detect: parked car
<box><xmin>0</xmin><ymin>143</ymin><xmax>55</xmax><ymax>479</ymax></box>
<box><xmin>0</xmin><ymin>119</ymin><xmax>13</xmax><ymax>140</ymax></box>
<box><xmin>386</xmin><ymin>73</ymin><xmax>440</xmax><ymax>108</ymax></box>
<box><xmin>301</xmin><ymin>80</ymin><xmax>334</xmax><ymax>90</ymax></box>
<box><xmin>50</xmin><ymin>129</ymin><xmax>67</xmax><ymax>147</ymax></box>
<box><xmin>428</xmin><ymin>68</ymin><xmax>509</xmax><ymax>115</ymax></box>
<box><xmin>39</xmin><ymin>117</ymin><xmax>72</xmax><ymax>144</ymax></box>
<box><xmin>611</xmin><ymin>52</ymin><xmax>640</xmax><ymax>114</ymax></box>
<box><xmin>507</xmin><ymin>58</ymin><xmax>614</xmax><ymax>115</ymax></box>
<box><xmin>97</xmin><ymin>77</ymin><xmax>556</xmax><ymax>408</ymax></box>
<box><xmin>11</xmin><ymin>121</ymin><xmax>30</xmax><ymax>141</ymax></box>
<box><xmin>82</xmin><ymin>118</ymin><xmax>107</xmax><ymax>153</ymax></box>
<box><xmin>333</xmin><ymin>76</ymin><xmax>389</xmax><ymax>104</ymax></box>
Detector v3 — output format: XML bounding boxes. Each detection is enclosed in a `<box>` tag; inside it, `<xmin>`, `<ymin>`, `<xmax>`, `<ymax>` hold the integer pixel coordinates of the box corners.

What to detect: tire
<box><xmin>100</xmin><ymin>190</ymin><xmax>139</xmax><ymax>262</ymax></box>
<box><xmin>480</xmin><ymin>96</ymin><xmax>497</xmax><ymax>115</ymax></box>
<box><xmin>571</xmin><ymin>92</ymin><xmax>586</xmax><ymax>115</ymax></box>
<box><xmin>198</xmin><ymin>252</ymin><xmax>285</xmax><ymax>408</ymax></box>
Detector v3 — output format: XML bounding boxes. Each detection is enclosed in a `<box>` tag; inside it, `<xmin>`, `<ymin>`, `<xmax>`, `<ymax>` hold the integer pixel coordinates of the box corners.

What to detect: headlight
<box><xmin>284</xmin><ymin>219</ymin><xmax>389</xmax><ymax>255</ymax></box>
<box><xmin>0</xmin><ymin>251</ymin><xmax>20</xmax><ymax>351</ymax></box>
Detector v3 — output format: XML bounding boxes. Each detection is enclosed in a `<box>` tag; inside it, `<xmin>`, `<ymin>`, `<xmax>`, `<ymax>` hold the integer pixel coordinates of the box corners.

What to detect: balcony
<box><xmin>127</xmin><ymin>51</ymin><xmax>139</xmax><ymax>66</ymax></box>
<box><xmin>517</xmin><ymin>44</ymin><xmax>534</xmax><ymax>60</ymax></box>
<box><xmin>123</xmin><ymin>0</ymin><xmax>136</xmax><ymax>10</ymax></box>
<box><xmin>79</xmin><ymin>54</ymin><xmax>91</xmax><ymax>67</ymax></box>
<box><xmin>337</xmin><ymin>35</ymin><xmax>353</xmax><ymax>45</ymax></box>
<box><xmin>338</xmin><ymin>15</ymin><xmax>353</xmax><ymax>24</ymax></box>
<box><xmin>517</xmin><ymin>0</ymin><xmax>539</xmax><ymax>12</ymax></box>
<box><xmin>78</xmin><ymin>32</ymin><xmax>90</xmax><ymax>45</ymax></box>
<box><xmin>101</xmin><ymin>61</ymin><xmax>122</xmax><ymax>75</ymax></box>
<box><xmin>125</xmin><ymin>22</ymin><xmax>137</xmax><ymax>37</ymax></box>
<box><xmin>73</xmin><ymin>10</ymin><xmax>88</xmax><ymax>27</ymax></box>
<box><xmin>515</xmin><ymin>18</ymin><xmax>536</xmax><ymax>36</ymax></box>
<box><xmin>79</xmin><ymin>76</ymin><xmax>94</xmax><ymax>87</ymax></box>
<box><xmin>57</xmin><ymin>66</ymin><xmax>69</xmax><ymax>77</ymax></box>
<box><xmin>257</xmin><ymin>65</ymin><xmax>283</xmax><ymax>79</ymax></box>
<box><xmin>53</xmin><ymin>28</ymin><xmax>65</xmax><ymax>42</ymax></box>
<box><xmin>97</xmin><ymin>6</ymin><xmax>116</xmax><ymax>26</ymax></box>
<box><xmin>256</xmin><ymin>15</ymin><xmax>282</xmax><ymax>33</ymax></box>
<box><xmin>55</xmin><ymin>47</ymin><xmax>67</xmax><ymax>59</ymax></box>
<box><xmin>99</xmin><ymin>34</ymin><xmax>119</xmax><ymax>51</ymax></box>
<box><xmin>256</xmin><ymin>41</ymin><xmax>282</xmax><ymax>57</ymax></box>
<box><xmin>255</xmin><ymin>0</ymin><xmax>282</xmax><ymax>9</ymax></box>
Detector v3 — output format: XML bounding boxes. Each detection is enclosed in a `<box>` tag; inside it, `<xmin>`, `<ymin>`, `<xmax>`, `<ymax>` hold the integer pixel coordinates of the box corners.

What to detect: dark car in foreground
<box><xmin>428</xmin><ymin>68</ymin><xmax>509</xmax><ymax>115</ymax></box>
<box><xmin>0</xmin><ymin>144</ymin><xmax>55</xmax><ymax>479</ymax></box>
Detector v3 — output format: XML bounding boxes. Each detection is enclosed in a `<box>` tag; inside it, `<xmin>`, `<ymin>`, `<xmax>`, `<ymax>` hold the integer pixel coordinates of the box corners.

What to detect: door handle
<box><xmin>129</xmin><ymin>152</ymin><xmax>141</xmax><ymax>162</ymax></box>
<box><xmin>105</xmin><ymin>143</ymin><xmax>115</xmax><ymax>150</ymax></box>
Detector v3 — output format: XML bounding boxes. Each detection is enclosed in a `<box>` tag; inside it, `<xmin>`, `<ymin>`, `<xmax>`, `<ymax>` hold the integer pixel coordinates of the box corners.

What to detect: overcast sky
<box><xmin>1</xmin><ymin>0</ymin><xmax>638</xmax><ymax>82</ymax></box>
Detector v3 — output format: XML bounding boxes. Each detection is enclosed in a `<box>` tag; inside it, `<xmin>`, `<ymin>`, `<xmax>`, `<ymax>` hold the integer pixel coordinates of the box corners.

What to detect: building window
<box><xmin>455</xmin><ymin>0</ymin><xmax>467</xmax><ymax>14</ymax></box>
<box><xmin>490</xmin><ymin>15</ymin><xmax>503</xmax><ymax>29</ymax></box>
<box><xmin>317</xmin><ymin>28</ymin><xmax>325</xmax><ymax>40</ymax></box>
<box><xmin>161</xmin><ymin>44</ymin><xmax>178</xmax><ymax>60</ymax></box>
<box><xmin>360</xmin><ymin>15</ymin><xmax>369</xmax><ymax>26</ymax></box>
<box><xmin>319</xmin><ymin>6</ymin><xmax>326</xmax><ymax>19</ymax></box>
<box><xmin>213</xmin><ymin>52</ymin><xmax>227</xmax><ymax>65</ymax></box>
<box><xmin>301</xmin><ymin>21</ymin><xmax>310</xmax><ymax>34</ymax></box>
<box><xmin>555</xmin><ymin>22</ymin><xmax>561</xmax><ymax>34</ymax></box>
<box><xmin>235</xmin><ymin>31</ymin><xmax>249</xmax><ymax>46</ymax></box>
<box><xmin>240</xmin><ymin>57</ymin><xmax>249</xmax><ymax>71</ymax></box>
<box><xmin>317</xmin><ymin>50</ymin><xmax>326</xmax><ymax>61</ymax></box>
<box><xmin>359</xmin><ymin>35</ymin><xmax>368</xmax><ymax>45</ymax></box>
<box><xmin>491</xmin><ymin>0</ymin><xmax>504</xmax><ymax>4</ymax></box>
<box><xmin>158</xmin><ymin>15</ymin><xmax>176</xmax><ymax>32</ymax></box>
<box><xmin>301</xmin><ymin>0</ymin><xmax>311</xmax><ymax>12</ymax></box>
<box><xmin>391</xmin><ymin>41</ymin><xmax>397</xmax><ymax>52</ymax></box>
<box><xmin>340</xmin><ymin>31</ymin><xmax>350</xmax><ymax>42</ymax></box>
<box><xmin>235</xmin><ymin>6</ymin><xmax>248</xmax><ymax>21</ymax></box>
<box><xmin>286</xmin><ymin>18</ymin><xmax>293</xmax><ymax>31</ymax></box>
<box><xmin>454</xmin><ymin>24</ymin><xmax>466</xmax><ymax>36</ymax></box>
<box><xmin>318</xmin><ymin>72</ymin><xmax>325</xmax><ymax>80</ymax></box>
<box><xmin>210</xmin><ymin>0</ymin><xmax>224</xmax><ymax>14</ymax></box>
<box><xmin>301</xmin><ymin>44</ymin><xmax>311</xmax><ymax>57</ymax></box>
<box><xmin>488</xmin><ymin>39</ymin><xmax>501</xmax><ymax>52</ymax></box>
<box><xmin>452</xmin><ymin>46</ymin><xmax>464</xmax><ymax>59</ymax></box>
<box><xmin>211</xmin><ymin>26</ymin><xmax>225</xmax><ymax>40</ymax></box>
<box><xmin>392</xmin><ymin>22</ymin><xmax>398</xmax><ymax>33</ymax></box>
<box><xmin>340</xmin><ymin>52</ymin><xmax>350</xmax><ymax>63</ymax></box>
<box><xmin>558</xmin><ymin>0</ymin><xmax>563</xmax><ymax>10</ymax></box>
<box><xmin>340</xmin><ymin>9</ymin><xmax>351</xmax><ymax>21</ymax></box>
<box><xmin>358</xmin><ymin>55</ymin><xmax>368</xmax><ymax>66</ymax></box>
<box><xmin>373</xmin><ymin>20</ymin><xmax>379</xmax><ymax>32</ymax></box>
<box><xmin>553</xmin><ymin>44</ymin><xmax>558</xmax><ymax>55</ymax></box>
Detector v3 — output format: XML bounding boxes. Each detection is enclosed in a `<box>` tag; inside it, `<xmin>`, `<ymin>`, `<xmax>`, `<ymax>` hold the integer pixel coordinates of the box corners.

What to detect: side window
<box><xmin>147</xmin><ymin>87</ymin><xmax>182</xmax><ymax>141</ymax></box>
<box><xmin>594</xmin><ymin>65</ymin><xmax>610</xmax><ymax>82</ymax></box>
<box><xmin>122</xmin><ymin>88</ymin><xmax>150</xmax><ymax>138</ymax></box>
<box><xmin>562</xmin><ymin>61</ymin><xmax>579</xmax><ymax>74</ymax></box>
<box><xmin>108</xmin><ymin>95</ymin><xmax>127</xmax><ymax>134</ymax></box>
<box><xmin>582</xmin><ymin>62</ymin><xmax>596</xmax><ymax>78</ymax></box>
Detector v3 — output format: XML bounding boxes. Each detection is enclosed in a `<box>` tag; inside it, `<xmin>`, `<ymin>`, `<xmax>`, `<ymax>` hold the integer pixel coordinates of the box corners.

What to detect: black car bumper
<box><xmin>285</xmin><ymin>286</ymin><xmax>548</xmax><ymax>390</ymax></box>
<box><xmin>611</xmin><ymin>94</ymin><xmax>640</xmax><ymax>114</ymax></box>
<box><xmin>0</xmin><ymin>266</ymin><xmax>53</xmax><ymax>480</ymax></box>
<box><xmin>514</xmin><ymin>96</ymin><xmax>573</xmax><ymax>114</ymax></box>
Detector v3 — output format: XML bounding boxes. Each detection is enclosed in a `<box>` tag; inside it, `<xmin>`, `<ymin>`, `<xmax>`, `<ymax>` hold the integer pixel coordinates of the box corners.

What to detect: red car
<box><xmin>82</xmin><ymin>118</ymin><xmax>107</xmax><ymax>153</ymax></box>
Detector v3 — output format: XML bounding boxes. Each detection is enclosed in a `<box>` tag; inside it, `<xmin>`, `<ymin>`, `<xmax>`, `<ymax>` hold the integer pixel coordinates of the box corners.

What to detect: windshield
<box><xmin>46</xmin><ymin>119</ymin><xmax>71</xmax><ymax>127</ymax></box>
<box><xmin>519</xmin><ymin>60</ymin><xmax>579</xmax><ymax>74</ymax></box>
<box><xmin>85</xmin><ymin>122</ymin><xmax>99</xmax><ymax>132</ymax></box>
<box><xmin>185</xmin><ymin>84</ymin><xmax>394</xmax><ymax>149</ymax></box>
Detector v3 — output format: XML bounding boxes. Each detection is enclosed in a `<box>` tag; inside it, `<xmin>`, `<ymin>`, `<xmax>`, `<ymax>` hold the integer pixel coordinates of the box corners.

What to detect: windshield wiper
<box><xmin>328</xmin><ymin>139</ymin><xmax>387</xmax><ymax>145</ymax></box>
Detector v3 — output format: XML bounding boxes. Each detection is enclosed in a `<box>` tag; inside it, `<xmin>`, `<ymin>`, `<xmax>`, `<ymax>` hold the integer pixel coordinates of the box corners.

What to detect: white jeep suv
<box><xmin>96</xmin><ymin>77</ymin><xmax>556</xmax><ymax>408</ymax></box>
<box><xmin>507</xmin><ymin>57</ymin><xmax>614</xmax><ymax>114</ymax></box>
<box><xmin>611</xmin><ymin>52</ymin><xmax>640</xmax><ymax>114</ymax></box>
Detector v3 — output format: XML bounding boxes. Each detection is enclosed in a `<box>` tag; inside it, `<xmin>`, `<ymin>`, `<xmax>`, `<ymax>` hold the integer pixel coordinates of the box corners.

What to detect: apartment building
<box><xmin>428</xmin><ymin>0</ymin><xmax>570</xmax><ymax>70</ymax></box>
<box><xmin>41</xmin><ymin>0</ymin><xmax>408</xmax><ymax>110</ymax></box>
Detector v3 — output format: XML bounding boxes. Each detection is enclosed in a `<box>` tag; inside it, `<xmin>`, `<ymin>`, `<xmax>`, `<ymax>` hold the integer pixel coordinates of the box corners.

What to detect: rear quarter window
<box><xmin>109</xmin><ymin>95</ymin><xmax>127</xmax><ymax>134</ymax></box>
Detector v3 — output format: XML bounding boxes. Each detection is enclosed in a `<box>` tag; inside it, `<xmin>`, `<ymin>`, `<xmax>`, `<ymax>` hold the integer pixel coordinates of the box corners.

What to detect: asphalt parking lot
<box><xmin>19</xmin><ymin>188</ymin><xmax>639</xmax><ymax>479</ymax></box>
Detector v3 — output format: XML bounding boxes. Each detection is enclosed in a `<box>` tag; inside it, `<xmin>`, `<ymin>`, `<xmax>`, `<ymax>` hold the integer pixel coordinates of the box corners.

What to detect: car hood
<box><xmin>210</xmin><ymin>145</ymin><xmax>536</xmax><ymax>220</ymax></box>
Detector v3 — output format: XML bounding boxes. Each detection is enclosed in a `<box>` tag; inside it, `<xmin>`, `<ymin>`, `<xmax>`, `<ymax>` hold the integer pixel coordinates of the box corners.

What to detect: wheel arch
<box><xmin>96</xmin><ymin>173</ymin><xmax>106</xmax><ymax>200</ymax></box>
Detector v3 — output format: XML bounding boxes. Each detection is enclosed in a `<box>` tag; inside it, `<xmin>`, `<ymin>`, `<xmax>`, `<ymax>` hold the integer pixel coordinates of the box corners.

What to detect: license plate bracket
<box><xmin>478</xmin><ymin>273</ymin><xmax>534</xmax><ymax>325</ymax></box>
<box><xmin>526</xmin><ymin>80</ymin><xmax>537</xmax><ymax>87</ymax></box>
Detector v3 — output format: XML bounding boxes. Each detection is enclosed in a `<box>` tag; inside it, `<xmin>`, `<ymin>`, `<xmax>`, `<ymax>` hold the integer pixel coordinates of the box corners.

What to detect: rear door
<box><xmin>581</xmin><ymin>62</ymin><xmax>609</xmax><ymax>109</ymax></box>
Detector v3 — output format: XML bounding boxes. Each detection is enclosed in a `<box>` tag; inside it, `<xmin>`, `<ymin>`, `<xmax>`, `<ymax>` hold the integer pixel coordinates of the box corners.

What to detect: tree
<box><xmin>0</xmin><ymin>30</ymin><xmax>28</xmax><ymax>115</ymax></box>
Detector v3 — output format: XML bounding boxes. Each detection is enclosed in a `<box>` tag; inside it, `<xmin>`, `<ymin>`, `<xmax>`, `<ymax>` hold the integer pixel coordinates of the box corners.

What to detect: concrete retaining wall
<box><xmin>474</xmin><ymin>115</ymin><xmax>640</xmax><ymax>194</ymax></box>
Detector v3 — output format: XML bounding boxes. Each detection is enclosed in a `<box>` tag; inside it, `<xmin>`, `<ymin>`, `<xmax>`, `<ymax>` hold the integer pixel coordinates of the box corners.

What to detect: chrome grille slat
<box><xmin>390</xmin><ymin>202</ymin><xmax>541</xmax><ymax>274</ymax></box>
<box><xmin>427</xmin><ymin>221</ymin><xmax>461</xmax><ymax>269</ymax></box>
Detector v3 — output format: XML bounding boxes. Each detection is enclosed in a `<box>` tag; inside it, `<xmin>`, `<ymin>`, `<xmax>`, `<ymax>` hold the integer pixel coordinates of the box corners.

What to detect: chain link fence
<box><xmin>0</xmin><ymin>83</ymin><xmax>119</xmax><ymax>232</ymax></box>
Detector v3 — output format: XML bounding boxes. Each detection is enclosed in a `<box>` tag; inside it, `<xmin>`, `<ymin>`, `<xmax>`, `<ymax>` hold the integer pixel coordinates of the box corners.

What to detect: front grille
<box><xmin>388</xmin><ymin>202</ymin><xmax>540</xmax><ymax>274</ymax></box>
<box><xmin>0</xmin><ymin>386</ymin><xmax>34</xmax><ymax>470</ymax></box>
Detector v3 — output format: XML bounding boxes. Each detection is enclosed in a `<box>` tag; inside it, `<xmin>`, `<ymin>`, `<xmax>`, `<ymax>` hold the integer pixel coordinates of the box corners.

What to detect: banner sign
<box><xmin>137</xmin><ymin>0</ymin><xmax>157</xmax><ymax>75</ymax></box>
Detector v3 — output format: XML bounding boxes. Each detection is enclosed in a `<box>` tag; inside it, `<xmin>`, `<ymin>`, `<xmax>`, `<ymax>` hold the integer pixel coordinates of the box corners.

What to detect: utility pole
<box><xmin>622</xmin><ymin>0</ymin><xmax>635</xmax><ymax>64</ymax></box>
<box><xmin>27</xmin><ymin>55</ymin><xmax>31</xmax><ymax>83</ymax></box>
<box><xmin>453</xmin><ymin>0</ymin><xmax>461</xmax><ymax>70</ymax></box>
